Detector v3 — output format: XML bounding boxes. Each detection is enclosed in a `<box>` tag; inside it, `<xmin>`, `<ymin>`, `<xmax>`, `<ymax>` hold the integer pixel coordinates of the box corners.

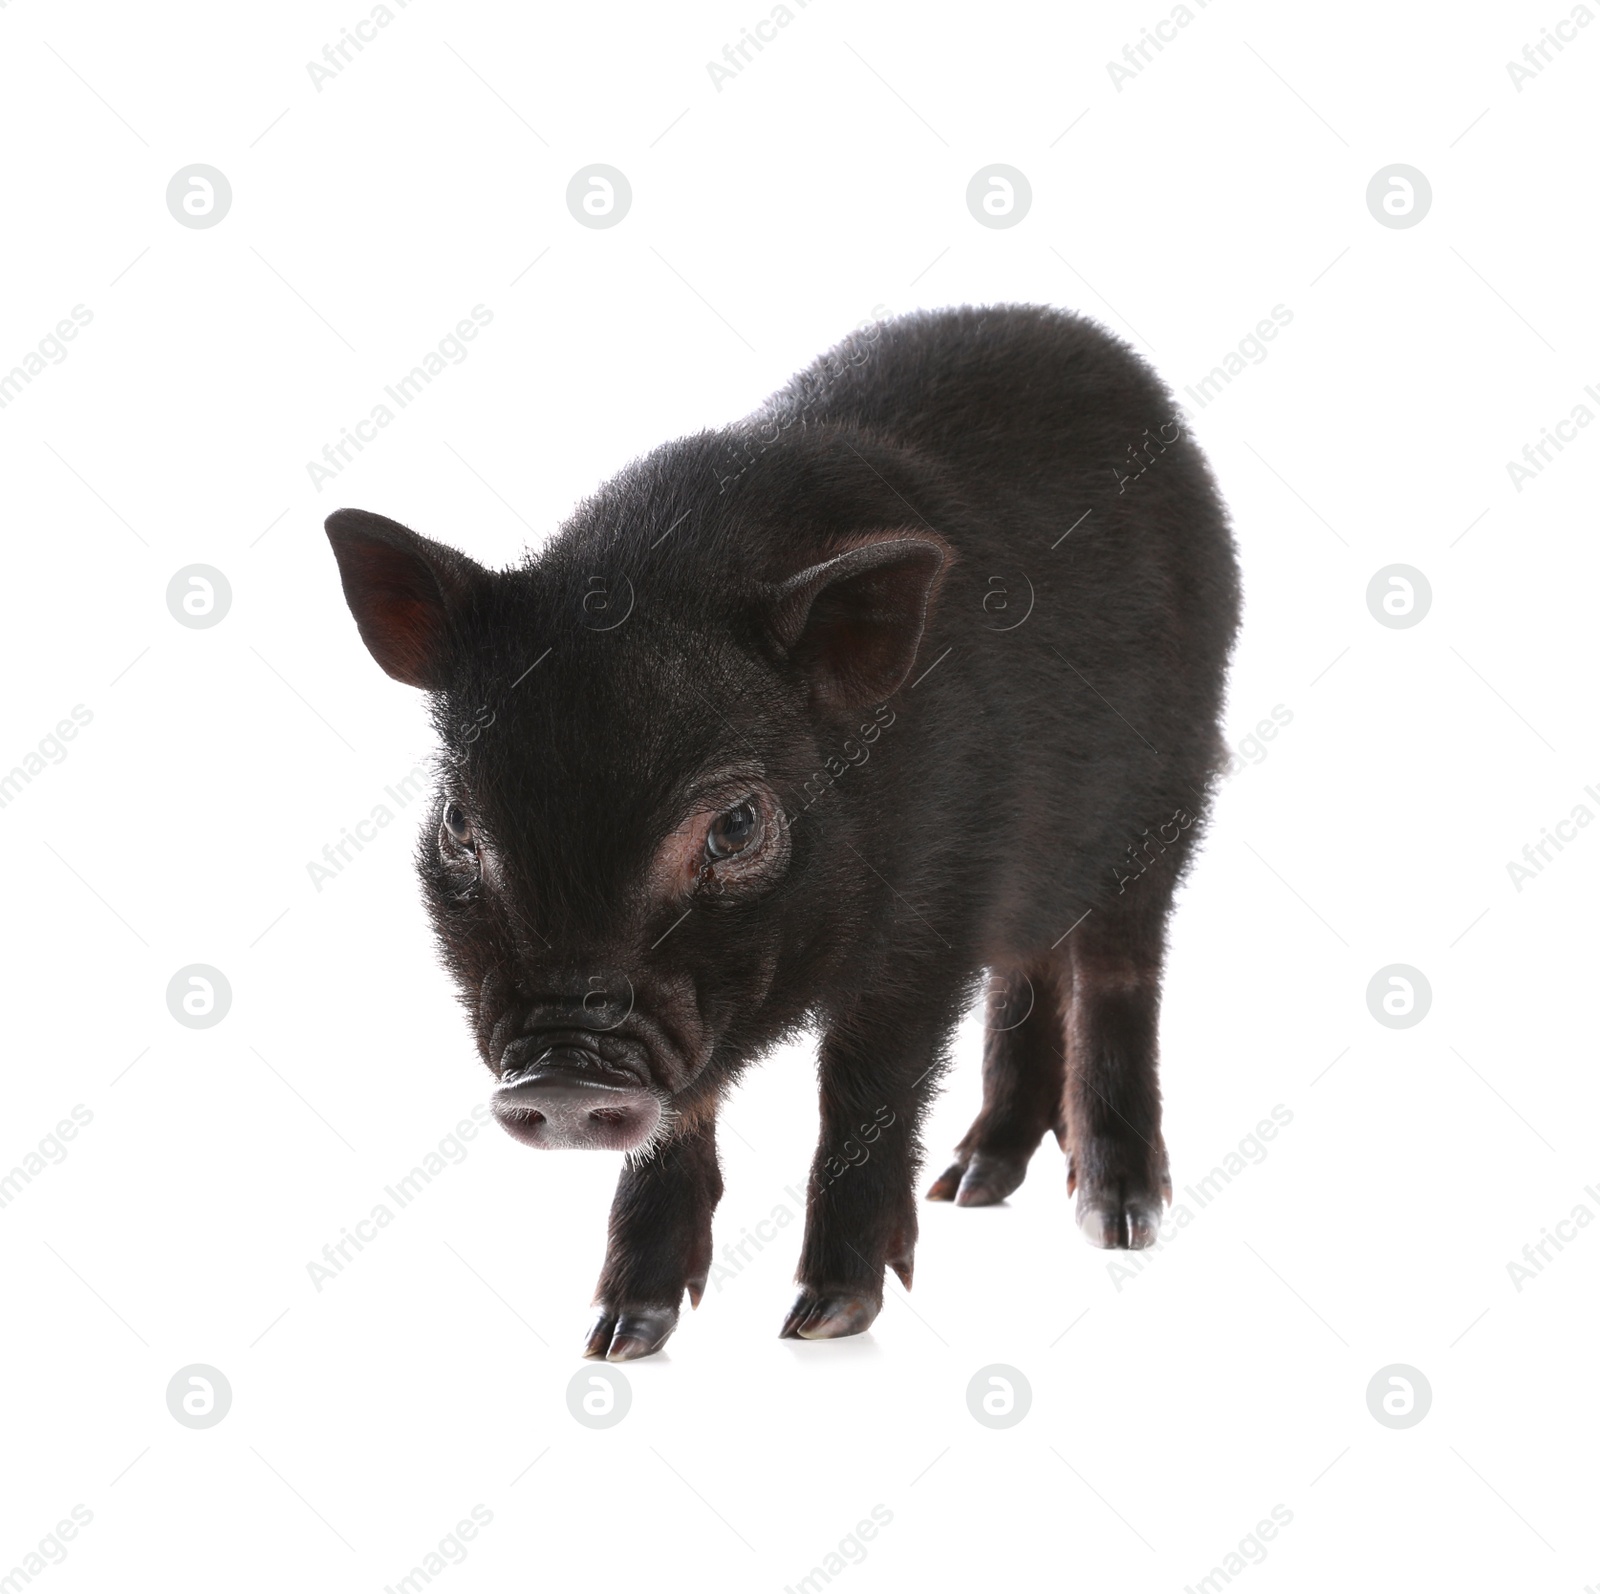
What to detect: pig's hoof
<box><xmin>926</xmin><ymin>1148</ymin><xmax>1030</xmax><ymax>1206</ymax></box>
<box><xmin>779</xmin><ymin>1288</ymin><xmax>880</xmax><ymax>1340</ymax></box>
<box><xmin>584</xmin><ymin>1304</ymin><xmax>678</xmax><ymax>1361</ymax></box>
<box><xmin>1074</xmin><ymin>1189</ymin><xmax>1164</xmax><ymax>1250</ymax></box>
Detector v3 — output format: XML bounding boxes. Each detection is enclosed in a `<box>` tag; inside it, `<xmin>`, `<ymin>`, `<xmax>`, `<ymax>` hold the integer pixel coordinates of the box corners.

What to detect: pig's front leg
<box><xmin>781</xmin><ymin>1012</ymin><xmax>943</xmax><ymax>1340</ymax></box>
<box><xmin>584</xmin><ymin>1115</ymin><xmax>722</xmax><ymax>1362</ymax></box>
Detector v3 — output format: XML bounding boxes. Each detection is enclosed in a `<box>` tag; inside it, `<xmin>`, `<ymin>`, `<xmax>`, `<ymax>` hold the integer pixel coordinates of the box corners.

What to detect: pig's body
<box><xmin>746</xmin><ymin>306</ymin><xmax>1238</xmax><ymax>970</ymax></box>
<box><xmin>327</xmin><ymin>305</ymin><xmax>1240</xmax><ymax>1359</ymax></box>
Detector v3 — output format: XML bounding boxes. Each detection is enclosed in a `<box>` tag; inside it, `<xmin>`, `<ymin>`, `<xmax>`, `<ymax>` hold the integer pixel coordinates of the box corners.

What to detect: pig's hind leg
<box><xmin>585</xmin><ymin>1115</ymin><xmax>722</xmax><ymax>1361</ymax></box>
<box><xmin>925</xmin><ymin>964</ymin><xmax>1068</xmax><ymax>1206</ymax></box>
<box><xmin>1062</xmin><ymin>899</ymin><xmax>1173</xmax><ymax>1250</ymax></box>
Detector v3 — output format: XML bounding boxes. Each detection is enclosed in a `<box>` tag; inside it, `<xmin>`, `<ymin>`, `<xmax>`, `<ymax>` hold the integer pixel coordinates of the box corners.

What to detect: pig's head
<box><xmin>325</xmin><ymin>481</ymin><xmax>949</xmax><ymax>1159</ymax></box>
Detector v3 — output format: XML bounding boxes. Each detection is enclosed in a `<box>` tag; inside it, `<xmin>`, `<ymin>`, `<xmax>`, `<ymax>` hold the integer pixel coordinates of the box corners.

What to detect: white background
<box><xmin>2</xmin><ymin>1</ymin><xmax>1597</xmax><ymax>1590</ymax></box>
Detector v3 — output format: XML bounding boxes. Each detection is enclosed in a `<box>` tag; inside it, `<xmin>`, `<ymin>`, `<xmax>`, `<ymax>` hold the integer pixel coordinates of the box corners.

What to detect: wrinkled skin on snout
<box><xmin>324</xmin><ymin>306</ymin><xmax>1240</xmax><ymax>1362</ymax></box>
<box><xmin>434</xmin><ymin>732</ymin><xmax>799</xmax><ymax>1163</ymax></box>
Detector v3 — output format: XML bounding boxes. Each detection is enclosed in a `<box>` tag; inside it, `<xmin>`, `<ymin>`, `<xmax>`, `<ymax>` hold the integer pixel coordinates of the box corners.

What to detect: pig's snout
<box><xmin>492</xmin><ymin>1048</ymin><xmax>662</xmax><ymax>1151</ymax></box>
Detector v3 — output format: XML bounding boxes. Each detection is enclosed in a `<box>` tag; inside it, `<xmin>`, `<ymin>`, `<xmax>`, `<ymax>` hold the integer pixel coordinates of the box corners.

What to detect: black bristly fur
<box><xmin>324</xmin><ymin>304</ymin><xmax>1241</xmax><ymax>1359</ymax></box>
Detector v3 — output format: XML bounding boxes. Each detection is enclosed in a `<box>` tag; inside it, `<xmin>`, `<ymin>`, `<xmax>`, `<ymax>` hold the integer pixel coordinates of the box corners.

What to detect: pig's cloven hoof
<box><xmin>1069</xmin><ymin>1139</ymin><xmax>1171</xmax><ymax>1250</ymax></box>
<box><xmin>925</xmin><ymin>1148</ymin><xmax>1031</xmax><ymax>1206</ymax></box>
<box><xmin>584</xmin><ymin>1304</ymin><xmax>679</xmax><ymax>1361</ymax></box>
<box><xmin>779</xmin><ymin>1288</ymin><xmax>880</xmax><ymax>1340</ymax></box>
<box><xmin>1073</xmin><ymin>1187</ymin><xmax>1166</xmax><ymax>1250</ymax></box>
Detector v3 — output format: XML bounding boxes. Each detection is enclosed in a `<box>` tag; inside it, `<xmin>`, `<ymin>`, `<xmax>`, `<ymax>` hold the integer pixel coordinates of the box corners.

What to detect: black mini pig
<box><xmin>325</xmin><ymin>304</ymin><xmax>1240</xmax><ymax>1360</ymax></box>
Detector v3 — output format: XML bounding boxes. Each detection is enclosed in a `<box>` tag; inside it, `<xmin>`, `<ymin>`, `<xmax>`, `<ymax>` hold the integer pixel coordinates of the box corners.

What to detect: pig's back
<box><xmin>772</xmin><ymin>305</ymin><xmax>1176</xmax><ymax>493</ymax></box>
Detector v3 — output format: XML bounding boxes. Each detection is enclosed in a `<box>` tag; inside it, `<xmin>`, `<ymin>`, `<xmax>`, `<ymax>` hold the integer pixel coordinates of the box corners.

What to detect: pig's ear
<box><xmin>766</xmin><ymin>534</ymin><xmax>952</xmax><ymax>712</ymax></box>
<box><xmin>324</xmin><ymin>508</ymin><xmax>482</xmax><ymax>690</ymax></box>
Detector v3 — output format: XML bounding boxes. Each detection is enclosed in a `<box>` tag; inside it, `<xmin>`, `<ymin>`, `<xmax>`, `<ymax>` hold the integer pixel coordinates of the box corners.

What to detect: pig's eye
<box><xmin>442</xmin><ymin>801</ymin><xmax>475</xmax><ymax>852</ymax></box>
<box><xmin>657</xmin><ymin>784</ymin><xmax>787</xmax><ymax>898</ymax></box>
<box><xmin>706</xmin><ymin>799</ymin><xmax>760</xmax><ymax>861</ymax></box>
